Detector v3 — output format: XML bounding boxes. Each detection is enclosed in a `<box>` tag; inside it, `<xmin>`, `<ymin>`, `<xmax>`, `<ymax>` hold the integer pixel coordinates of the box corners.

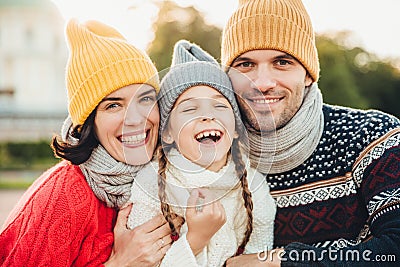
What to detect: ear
<box><xmin>233</xmin><ymin>130</ymin><xmax>239</xmax><ymax>139</ymax></box>
<box><xmin>162</xmin><ymin>129</ymin><xmax>174</xmax><ymax>144</ymax></box>
<box><xmin>305</xmin><ymin>74</ymin><xmax>313</xmax><ymax>87</ymax></box>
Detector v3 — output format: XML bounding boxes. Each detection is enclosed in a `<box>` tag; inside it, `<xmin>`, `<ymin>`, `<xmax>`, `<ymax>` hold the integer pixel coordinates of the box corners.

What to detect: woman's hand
<box><xmin>104</xmin><ymin>203</ymin><xmax>182</xmax><ymax>267</ymax></box>
<box><xmin>185</xmin><ymin>188</ymin><xmax>226</xmax><ymax>255</ymax></box>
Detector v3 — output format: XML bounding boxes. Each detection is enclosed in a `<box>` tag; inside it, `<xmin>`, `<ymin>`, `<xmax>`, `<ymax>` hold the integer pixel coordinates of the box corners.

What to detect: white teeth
<box><xmin>195</xmin><ymin>130</ymin><xmax>222</xmax><ymax>140</ymax></box>
<box><xmin>121</xmin><ymin>133</ymin><xmax>146</xmax><ymax>144</ymax></box>
<box><xmin>253</xmin><ymin>98</ymin><xmax>280</xmax><ymax>104</ymax></box>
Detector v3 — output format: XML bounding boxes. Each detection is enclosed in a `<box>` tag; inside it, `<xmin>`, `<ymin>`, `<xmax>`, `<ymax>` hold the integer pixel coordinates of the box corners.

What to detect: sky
<box><xmin>51</xmin><ymin>0</ymin><xmax>400</xmax><ymax>64</ymax></box>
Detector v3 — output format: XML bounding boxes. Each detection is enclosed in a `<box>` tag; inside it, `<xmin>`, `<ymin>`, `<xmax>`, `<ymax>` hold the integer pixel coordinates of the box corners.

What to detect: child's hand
<box><xmin>185</xmin><ymin>188</ymin><xmax>226</xmax><ymax>255</ymax></box>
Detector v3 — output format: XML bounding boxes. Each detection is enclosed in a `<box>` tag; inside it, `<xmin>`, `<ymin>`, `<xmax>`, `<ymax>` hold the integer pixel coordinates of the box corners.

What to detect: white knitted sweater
<box><xmin>127</xmin><ymin>149</ymin><xmax>276</xmax><ymax>267</ymax></box>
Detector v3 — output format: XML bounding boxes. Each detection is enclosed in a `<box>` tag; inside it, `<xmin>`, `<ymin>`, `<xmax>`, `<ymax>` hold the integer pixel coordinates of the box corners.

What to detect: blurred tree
<box><xmin>147</xmin><ymin>0</ymin><xmax>222</xmax><ymax>74</ymax></box>
<box><xmin>317</xmin><ymin>32</ymin><xmax>400</xmax><ymax>117</ymax></box>
<box><xmin>347</xmin><ymin>47</ymin><xmax>400</xmax><ymax>117</ymax></box>
<box><xmin>317</xmin><ymin>33</ymin><xmax>369</xmax><ymax>109</ymax></box>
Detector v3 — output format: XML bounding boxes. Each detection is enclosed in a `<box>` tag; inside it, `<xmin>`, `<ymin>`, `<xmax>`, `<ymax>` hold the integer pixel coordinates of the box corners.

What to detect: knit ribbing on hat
<box><xmin>172</xmin><ymin>40</ymin><xmax>218</xmax><ymax>65</ymax></box>
<box><xmin>221</xmin><ymin>0</ymin><xmax>320</xmax><ymax>82</ymax></box>
<box><xmin>65</xmin><ymin>19</ymin><xmax>159</xmax><ymax>126</ymax></box>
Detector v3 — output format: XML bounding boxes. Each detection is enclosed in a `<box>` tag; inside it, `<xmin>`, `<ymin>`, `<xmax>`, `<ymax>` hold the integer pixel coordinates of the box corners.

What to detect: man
<box><xmin>222</xmin><ymin>0</ymin><xmax>400</xmax><ymax>266</ymax></box>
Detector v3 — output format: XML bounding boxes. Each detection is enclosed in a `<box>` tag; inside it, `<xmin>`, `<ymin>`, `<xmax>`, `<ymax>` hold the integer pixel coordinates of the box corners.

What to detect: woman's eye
<box><xmin>106</xmin><ymin>103</ymin><xmax>120</xmax><ymax>110</ymax></box>
<box><xmin>140</xmin><ymin>96</ymin><xmax>156</xmax><ymax>103</ymax></box>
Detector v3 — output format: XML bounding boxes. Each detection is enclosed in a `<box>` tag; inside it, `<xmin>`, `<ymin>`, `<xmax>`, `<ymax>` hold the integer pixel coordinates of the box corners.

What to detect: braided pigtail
<box><xmin>157</xmin><ymin>144</ymin><xmax>180</xmax><ymax>236</ymax></box>
<box><xmin>232</xmin><ymin>138</ymin><xmax>253</xmax><ymax>250</ymax></box>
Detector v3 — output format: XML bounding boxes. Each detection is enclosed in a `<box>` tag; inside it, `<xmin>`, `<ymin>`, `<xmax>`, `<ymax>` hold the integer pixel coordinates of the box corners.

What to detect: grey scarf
<box><xmin>62</xmin><ymin>117</ymin><xmax>144</xmax><ymax>208</ymax></box>
<box><xmin>246</xmin><ymin>83</ymin><xmax>324</xmax><ymax>174</ymax></box>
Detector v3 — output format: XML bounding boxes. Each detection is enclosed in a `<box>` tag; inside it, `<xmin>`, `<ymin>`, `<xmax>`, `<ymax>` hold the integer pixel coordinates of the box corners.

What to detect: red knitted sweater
<box><xmin>0</xmin><ymin>160</ymin><xmax>117</xmax><ymax>266</ymax></box>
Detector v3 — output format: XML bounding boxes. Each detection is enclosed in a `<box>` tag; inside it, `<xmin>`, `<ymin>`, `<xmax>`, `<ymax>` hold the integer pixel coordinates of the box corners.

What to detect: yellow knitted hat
<box><xmin>221</xmin><ymin>0</ymin><xmax>320</xmax><ymax>82</ymax></box>
<box><xmin>65</xmin><ymin>19</ymin><xmax>160</xmax><ymax>126</ymax></box>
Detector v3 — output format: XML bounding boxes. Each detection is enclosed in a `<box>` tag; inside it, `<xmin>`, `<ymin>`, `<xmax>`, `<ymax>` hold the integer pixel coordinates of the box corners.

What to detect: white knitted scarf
<box><xmin>62</xmin><ymin>117</ymin><xmax>144</xmax><ymax>208</ymax></box>
<box><xmin>164</xmin><ymin>148</ymin><xmax>240</xmax><ymax>207</ymax></box>
<box><xmin>246</xmin><ymin>84</ymin><xmax>324</xmax><ymax>174</ymax></box>
<box><xmin>165</xmin><ymin>149</ymin><xmax>247</xmax><ymax>266</ymax></box>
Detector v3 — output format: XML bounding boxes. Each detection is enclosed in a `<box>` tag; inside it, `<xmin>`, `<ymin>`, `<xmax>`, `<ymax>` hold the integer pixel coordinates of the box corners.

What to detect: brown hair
<box><xmin>51</xmin><ymin>110</ymin><xmax>99</xmax><ymax>165</ymax></box>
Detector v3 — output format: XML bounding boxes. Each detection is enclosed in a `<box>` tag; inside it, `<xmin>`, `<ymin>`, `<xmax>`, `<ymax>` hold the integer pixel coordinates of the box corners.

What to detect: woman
<box><xmin>0</xmin><ymin>19</ymin><xmax>176</xmax><ymax>266</ymax></box>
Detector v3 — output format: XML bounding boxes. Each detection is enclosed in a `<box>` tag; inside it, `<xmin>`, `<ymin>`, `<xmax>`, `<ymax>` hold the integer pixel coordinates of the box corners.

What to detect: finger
<box><xmin>153</xmin><ymin>244</ymin><xmax>172</xmax><ymax>263</ymax></box>
<box><xmin>216</xmin><ymin>201</ymin><xmax>226</xmax><ymax>219</ymax></box>
<box><xmin>161</xmin><ymin>233</ymin><xmax>173</xmax><ymax>246</ymax></box>
<box><xmin>136</xmin><ymin>214</ymin><xmax>166</xmax><ymax>234</ymax></box>
<box><xmin>186</xmin><ymin>189</ymin><xmax>200</xmax><ymax>216</ymax></box>
<box><xmin>115</xmin><ymin>203</ymin><xmax>133</xmax><ymax>231</ymax></box>
<box><xmin>148</xmin><ymin>220</ymin><xmax>172</xmax><ymax>241</ymax></box>
<box><xmin>201</xmin><ymin>190</ymin><xmax>218</xmax><ymax>213</ymax></box>
<box><xmin>152</xmin><ymin>235</ymin><xmax>171</xmax><ymax>253</ymax></box>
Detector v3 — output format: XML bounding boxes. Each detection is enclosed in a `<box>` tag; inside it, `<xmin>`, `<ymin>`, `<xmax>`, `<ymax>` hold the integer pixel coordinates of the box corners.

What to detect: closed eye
<box><xmin>215</xmin><ymin>104</ymin><xmax>229</xmax><ymax>109</ymax></box>
<box><xmin>182</xmin><ymin>107</ymin><xmax>197</xmax><ymax>113</ymax></box>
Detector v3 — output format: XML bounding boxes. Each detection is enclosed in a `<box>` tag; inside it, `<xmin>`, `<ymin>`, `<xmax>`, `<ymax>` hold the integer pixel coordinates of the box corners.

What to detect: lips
<box><xmin>120</xmin><ymin>130</ymin><xmax>149</xmax><ymax>146</ymax></box>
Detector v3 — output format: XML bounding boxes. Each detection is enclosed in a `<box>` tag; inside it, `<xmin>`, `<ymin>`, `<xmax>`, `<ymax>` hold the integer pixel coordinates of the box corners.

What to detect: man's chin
<box><xmin>246</xmin><ymin>117</ymin><xmax>276</xmax><ymax>133</ymax></box>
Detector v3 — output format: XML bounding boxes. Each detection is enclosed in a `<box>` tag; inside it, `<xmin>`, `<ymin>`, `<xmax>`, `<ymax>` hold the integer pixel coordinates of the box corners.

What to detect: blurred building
<box><xmin>0</xmin><ymin>0</ymin><xmax>68</xmax><ymax>141</ymax></box>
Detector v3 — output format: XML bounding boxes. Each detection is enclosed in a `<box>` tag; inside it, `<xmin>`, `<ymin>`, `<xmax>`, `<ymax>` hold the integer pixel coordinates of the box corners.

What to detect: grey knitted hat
<box><xmin>158</xmin><ymin>39</ymin><xmax>243</xmax><ymax>136</ymax></box>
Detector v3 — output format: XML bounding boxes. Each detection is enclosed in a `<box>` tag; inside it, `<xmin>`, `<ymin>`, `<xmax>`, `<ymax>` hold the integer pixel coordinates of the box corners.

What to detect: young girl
<box><xmin>127</xmin><ymin>40</ymin><xmax>276</xmax><ymax>266</ymax></box>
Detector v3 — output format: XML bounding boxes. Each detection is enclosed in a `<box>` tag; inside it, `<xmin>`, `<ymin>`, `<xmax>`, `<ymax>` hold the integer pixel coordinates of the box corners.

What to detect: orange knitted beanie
<box><xmin>221</xmin><ymin>0</ymin><xmax>320</xmax><ymax>82</ymax></box>
<box><xmin>65</xmin><ymin>19</ymin><xmax>159</xmax><ymax>126</ymax></box>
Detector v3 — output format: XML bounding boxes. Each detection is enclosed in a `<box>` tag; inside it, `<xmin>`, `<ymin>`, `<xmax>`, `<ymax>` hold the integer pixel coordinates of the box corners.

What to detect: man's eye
<box><xmin>276</xmin><ymin>59</ymin><xmax>290</xmax><ymax>66</ymax></box>
<box><xmin>238</xmin><ymin>62</ymin><xmax>254</xmax><ymax>68</ymax></box>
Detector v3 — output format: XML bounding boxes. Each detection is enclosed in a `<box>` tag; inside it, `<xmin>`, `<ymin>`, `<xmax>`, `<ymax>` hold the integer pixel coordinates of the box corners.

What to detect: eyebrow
<box><xmin>232</xmin><ymin>52</ymin><xmax>296</xmax><ymax>65</ymax></box>
<box><xmin>100</xmin><ymin>87</ymin><xmax>156</xmax><ymax>103</ymax></box>
<box><xmin>176</xmin><ymin>93</ymin><xmax>227</xmax><ymax>106</ymax></box>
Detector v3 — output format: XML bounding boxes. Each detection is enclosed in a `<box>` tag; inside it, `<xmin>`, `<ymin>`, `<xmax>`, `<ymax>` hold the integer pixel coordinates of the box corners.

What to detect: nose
<box><xmin>252</xmin><ymin>65</ymin><xmax>277</xmax><ymax>93</ymax></box>
<box><xmin>199</xmin><ymin>106</ymin><xmax>216</xmax><ymax>122</ymax></box>
<box><xmin>201</xmin><ymin>116</ymin><xmax>215</xmax><ymax>122</ymax></box>
<box><xmin>125</xmin><ymin>105</ymin><xmax>145</xmax><ymax>126</ymax></box>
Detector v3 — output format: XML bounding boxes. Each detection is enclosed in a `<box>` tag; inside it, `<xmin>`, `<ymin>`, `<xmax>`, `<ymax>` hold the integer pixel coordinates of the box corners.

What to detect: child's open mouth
<box><xmin>194</xmin><ymin>130</ymin><xmax>222</xmax><ymax>144</ymax></box>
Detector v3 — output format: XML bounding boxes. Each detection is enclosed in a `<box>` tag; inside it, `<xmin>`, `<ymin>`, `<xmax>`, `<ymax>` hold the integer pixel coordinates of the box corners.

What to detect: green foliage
<box><xmin>0</xmin><ymin>140</ymin><xmax>58</xmax><ymax>170</ymax></box>
<box><xmin>317</xmin><ymin>32</ymin><xmax>400</xmax><ymax>117</ymax></box>
<box><xmin>0</xmin><ymin>179</ymin><xmax>33</xmax><ymax>189</ymax></box>
<box><xmin>317</xmin><ymin>34</ymin><xmax>369</xmax><ymax>109</ymax></box>
<box><xmin>148</xmin><ymin>0</ymin><xmax>222</xmax><ymax>74</ymax></box>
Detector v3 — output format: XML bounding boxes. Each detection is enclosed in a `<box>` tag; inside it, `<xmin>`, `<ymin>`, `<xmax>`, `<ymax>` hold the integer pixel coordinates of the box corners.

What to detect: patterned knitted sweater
<box><xmin>128</xmin><ymin>149</ymin><xmax>276</xmax><ymax>267</ymax></box>
<box><xmin>268</xmin><ymin>105</ymin><xmax>400</xmax><ymax>266</ymax></box>
<box><xmin>0</xmin><ymin>161</ymin><xmax>116</xmax><ymax>266</ymax></box>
